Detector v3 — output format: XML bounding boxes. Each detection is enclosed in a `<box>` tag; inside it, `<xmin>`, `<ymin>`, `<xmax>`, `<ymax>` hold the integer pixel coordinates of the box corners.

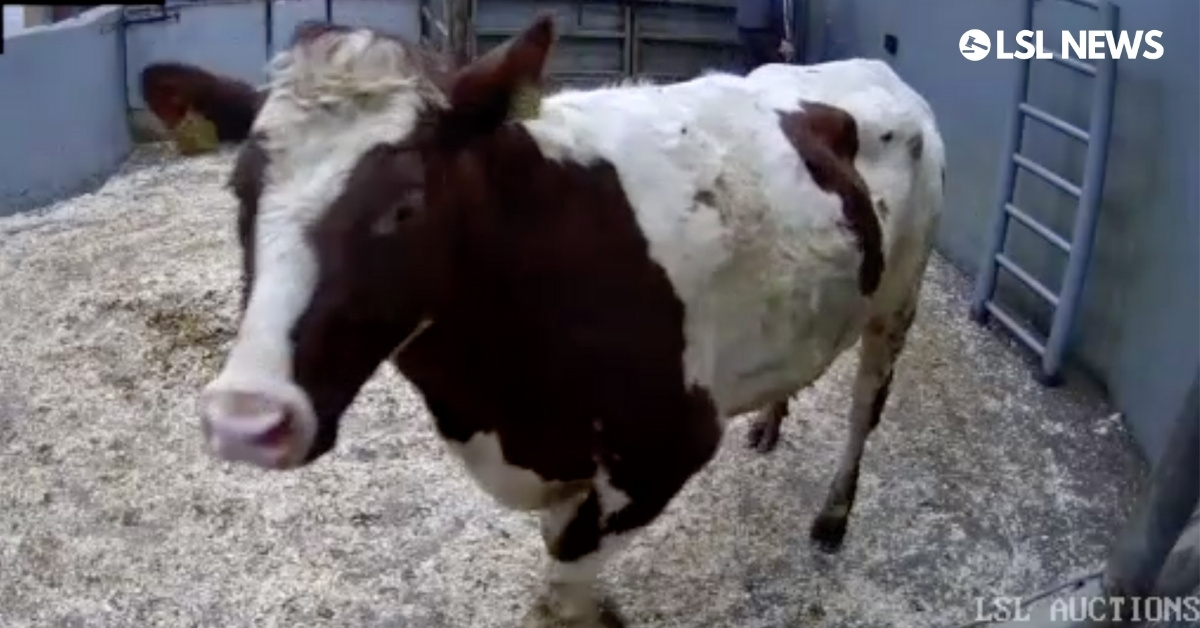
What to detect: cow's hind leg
<box><xmin>810</xmin><ymin>294</ymin><xmax>918</xmax><ymax>552</ymax></box>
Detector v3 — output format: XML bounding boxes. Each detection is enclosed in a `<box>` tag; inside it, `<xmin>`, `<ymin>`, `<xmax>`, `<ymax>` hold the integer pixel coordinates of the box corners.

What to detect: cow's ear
<box><xmin>440</xmin><ymin>13</ymin><xmax>555</xmax><ymax>144</ymax></box>
<box><xmin>140</xmin><ymin>63</ymin><xmax>264</xmax><ymax>143</ymax></box>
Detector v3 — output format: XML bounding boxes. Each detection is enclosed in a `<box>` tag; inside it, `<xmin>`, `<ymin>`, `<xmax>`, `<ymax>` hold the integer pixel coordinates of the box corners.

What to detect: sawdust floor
<box><xmin>0</xmin><ymin>145</ymin><xmax>1146</xmax><ymax>628</ymax></box>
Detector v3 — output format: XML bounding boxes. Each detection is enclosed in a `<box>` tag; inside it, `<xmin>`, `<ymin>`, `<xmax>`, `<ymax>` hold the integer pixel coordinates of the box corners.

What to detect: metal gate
<box><xmin>421</xmin><ymin>0</ymin><xmax>740</xmax><ymax>89</ymax></box>
<box><xmin>122</xmin><ymin>0</ymin><xmax>742</xmax><ymax>123</ymax></box>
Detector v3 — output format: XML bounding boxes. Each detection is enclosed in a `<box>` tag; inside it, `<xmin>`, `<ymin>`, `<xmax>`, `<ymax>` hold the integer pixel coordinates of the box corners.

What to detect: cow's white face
<box><xmin>198</xmin><ymin>27</ymin><xmax>448</xmax><ymax>470</ymax></box>
<box><xmin>195</xmin><ymin>17</ymin><xmax>558</xmax><ymax>471</ymax></box>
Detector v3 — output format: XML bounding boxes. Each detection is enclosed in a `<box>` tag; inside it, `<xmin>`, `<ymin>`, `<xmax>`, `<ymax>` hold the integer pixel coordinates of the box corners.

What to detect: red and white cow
<box><xmin>160</xmin><ymin>15</ymin><xmax>944</xmax><ymax>627</ymax></box>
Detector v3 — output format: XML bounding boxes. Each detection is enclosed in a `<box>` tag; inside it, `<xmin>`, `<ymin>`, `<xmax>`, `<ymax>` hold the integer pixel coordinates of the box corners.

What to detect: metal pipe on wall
<box><xmin>264</xmin><ymin>0</ymin><xmax>273</xmax><ymax>61</ymax></box>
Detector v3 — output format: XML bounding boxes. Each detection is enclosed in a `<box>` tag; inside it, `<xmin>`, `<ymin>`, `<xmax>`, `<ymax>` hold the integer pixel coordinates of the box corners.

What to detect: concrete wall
<box><xmin>801</xmin><ymin>0</ymin><xmax>1198</xmax><ymax>463</ymax></box>
<box><xmin>4</xmin><ymin>6</ymin><xmax>27</xmax><ymax>36</ymax></box>
<box><xmin>124</xmin><ymin>0</ymin><xmax>421</xmax><ymax>109</ymax></box>
<box><xmin>0</xmin><ymin>7</ymin><xmax>132</xmax><ymax>216</ymax></box>
<box><xmin>0</xmin><ymin>0</ymin><xmax>421</xmax><ymax>215</ymax></box>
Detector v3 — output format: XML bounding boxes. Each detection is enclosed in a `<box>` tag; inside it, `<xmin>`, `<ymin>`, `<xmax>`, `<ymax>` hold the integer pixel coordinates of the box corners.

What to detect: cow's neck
<box><xmin>391</xmin><ymin>122</ymin><xmax>585</xmax><ymax>366</ymax></box>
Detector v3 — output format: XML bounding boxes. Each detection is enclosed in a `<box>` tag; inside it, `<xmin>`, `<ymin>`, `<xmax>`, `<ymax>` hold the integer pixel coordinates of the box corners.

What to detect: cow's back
<box><xmin>521</xmin><ymin>60</ymin><xmax>943</xmax><ymax>416</ymax></box>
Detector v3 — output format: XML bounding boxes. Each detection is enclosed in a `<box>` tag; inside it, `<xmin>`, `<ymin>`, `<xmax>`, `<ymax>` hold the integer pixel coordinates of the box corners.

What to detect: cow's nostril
<box><xmin>250</xmin><ymin>413</ymin><xmax>293</xmax><ymax>448</ymax></box>
<box><xmin>197</xmin><ymin>385</ymin><xmax>312</xmax><ymax>470</ymax></box>
<box><xmin>198</xmin><ymin>389</ymin><xmax>293</xmax><ymax>442</ymax></box>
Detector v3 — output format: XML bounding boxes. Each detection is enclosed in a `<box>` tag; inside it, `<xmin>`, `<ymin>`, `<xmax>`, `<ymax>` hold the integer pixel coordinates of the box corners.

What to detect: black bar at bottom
<box><xmin>1101</xmin><ymin>368</ymin><xmax>1200</xmax><ymax>607</ymax></box>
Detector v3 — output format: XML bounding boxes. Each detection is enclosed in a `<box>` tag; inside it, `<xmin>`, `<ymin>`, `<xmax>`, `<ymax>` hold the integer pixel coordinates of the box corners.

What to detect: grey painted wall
<box><xmin>0</xmin><ymin>7</ymin><xmax>132</xmax><ymax>216</ymax></box>
<box><xmin>801</xmin><ymin>0</ymin><xmax>1197</xmax><ymax>463</ymax></box>
<box><xmin>125</xmin><ymin>0</ymin><xmax>421</xmax><ymax>109</ymax></box>
<box><xmin>0</xmin><ymin>0</ymin><xmax>420</xmax><ymax>215</ymax></box>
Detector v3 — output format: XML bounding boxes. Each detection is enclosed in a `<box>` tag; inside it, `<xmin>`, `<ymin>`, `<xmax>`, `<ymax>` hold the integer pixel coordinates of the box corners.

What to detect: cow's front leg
<box><xmin>526</xmin><ymin>489</ymin><xmax>629</xmax><ymax>628</ymax></box>
<box><xmin>524</xmin><ymin>393</ymin><xmax>722</xmax><ymax>627</ymax></box>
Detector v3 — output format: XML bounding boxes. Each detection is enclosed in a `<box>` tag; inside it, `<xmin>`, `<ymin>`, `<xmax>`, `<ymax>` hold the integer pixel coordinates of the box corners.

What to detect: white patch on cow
<box><xmin>204</xmin><ymin>28</ymin><xmax>447</xmax><ymax>435</ymax></box>
<box><xmin>520</xmin><ymin>58</ymin><xmax>945</xmax><ymax>418</ymax></box>
<box><xmin>447</xmin><ymin>429</ymin><xmax>636</xmax><ymax>520</ymax></box>
<box><xmin>446</xmin><ymin>432</ymin><xmax>563</xmax><ymax>511</ymax></box>
<box><xmin>593</xmin><ymin>463</ymin><xmax>631</xmax><ymax>519</ymax></box>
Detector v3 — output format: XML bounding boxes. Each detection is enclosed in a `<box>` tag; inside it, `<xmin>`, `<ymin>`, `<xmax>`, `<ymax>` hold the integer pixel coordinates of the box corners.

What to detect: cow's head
<box><xmin>196</xmin><ymin>16</ymin><xmax>556</xmax><ymax>470</ymax></box>
<box><xmin>141</xmin><ymin>62</ymin><xmax>267</xmax><ymax>143</ymax></box>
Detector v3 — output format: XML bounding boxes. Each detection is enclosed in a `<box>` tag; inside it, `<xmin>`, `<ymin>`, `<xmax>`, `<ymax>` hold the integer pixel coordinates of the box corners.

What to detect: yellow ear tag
<box><xmin>172</xmin><ymin>109</ymin><xmax>220</xmax><ymax>156</ymax></box>
<box><xmin>507</xmin><ymin>82</ymin><xmax>542</xmax><ymax>121</ymax></box>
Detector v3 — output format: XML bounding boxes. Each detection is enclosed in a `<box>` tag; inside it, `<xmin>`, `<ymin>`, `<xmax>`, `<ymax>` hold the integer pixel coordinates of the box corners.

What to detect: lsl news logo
<box><xmin>960</xmin><ymin>29</ymin><xmax>1164</xmax><ymax>61</ymax></box>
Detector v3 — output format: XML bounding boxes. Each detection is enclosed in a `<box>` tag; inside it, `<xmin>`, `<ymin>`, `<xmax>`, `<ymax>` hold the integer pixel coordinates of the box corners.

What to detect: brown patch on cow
<box><xmin>227</xmin><ymin>139</ymin><xmax>268</xmax><ymax>310</ymax></box>
<box><xmin>140</xmin><ymin>63</ymin><xmax>266</xmax><ymax>143</ymax></box>
<box><xmin>875</xmin><ymin>198</ymin><xmax>890</xmax><ymax>219</ymax></box>
<box><xmin>228</xmin><ymin>116</ymin><xmax>726</xmax><ymax>531</ymax></box>
<box><xmin>693</xmin><ymin>189</ymin><xmax>716</xmax><ymax>212</ymax></box>
<box><xmin>907</xmin><ymin>133</ymin><xmax>924</xmax><ymax>161</ymax></box>
<box><xmin>224</xmin><ymin>13</ymin><xmax>722</xmax><ymax>528</ymax></box>
<box><xmin>387</xmin><ymin>126</ymin><xmax>722</xmax><ymax>499</ymax></box>
<box><xmin>777</xmin><ymin>101</ymin><xmax>884</xmax><ymax>294</ymax></box>
<box><xmin>708</xmin><ymin>174</ymin><xmax>737</xmax><ymax>225</ymax></box>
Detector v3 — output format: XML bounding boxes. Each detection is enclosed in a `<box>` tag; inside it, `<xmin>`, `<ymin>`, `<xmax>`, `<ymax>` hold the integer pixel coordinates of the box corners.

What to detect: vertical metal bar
<box><xmin>441</xmin><ymin>0</ymin><xmax>449</xmax><ymax>53</ymax></box>
<box><xmin>793</xmin><ymin>0</ymin><xmax>805</xmax><ymax>64</ymax></box>
<box><xmin>264</xmin><ymin>0</ymin><xmax>273</xmax><ymax>62</ymax></box>
<box><xmin>324</xmin><ymin>0</ymin><xmax>332</xmax><ymax>24</ymax></box>
<box><xmin>468</xmin><ymin>0</ymin><xmax>476</xmax><ymax>59</ymax></box>
<box><xmin>119</xmin><ymin>9</ymin><xmax>131</xmax><ymax>114</ymax></box>
<box><xmin>446</xmin><ymin>0</ymin><xmax>469</xmax><ymax>66</ymax></box>
<box><xmin>444</xmin><ymin>0</ymin><xmax>452</xmax><ymax>57</ymax></box>
<box><xmin>782</xmin><ymin>0</ymin><xmax>793</xmax><ymax>56</ymax></box>
<box><xmin>1038</xmin><ymin>0</ymin><xmax>1118</xmax><ymax>383</ymax></box>
<box><xmin>1099</xmin><ymin>370</ymin><xmax>1199</xmax><ymax>615</ymax></box>
<box><xmin>623</xmin><ymin>2</ymin><xmax>635</xmax><ymax>78</ymax></box>
<box><xmin>968</xmin><ymin>0</ymin><xmax>1035</xmax><ymax>323</ymax></box>
<box><xmin>418</xmin><ymin>0</ymin><xmax>425</xmax><ymax>46</ymax></box>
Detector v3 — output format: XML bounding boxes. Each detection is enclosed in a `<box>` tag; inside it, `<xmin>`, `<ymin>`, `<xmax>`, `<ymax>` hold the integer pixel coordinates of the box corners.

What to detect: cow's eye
<box><xmin>371</xmin><ymin>189</ymin><xmax>423</xmax><ymax>236</ymax></box>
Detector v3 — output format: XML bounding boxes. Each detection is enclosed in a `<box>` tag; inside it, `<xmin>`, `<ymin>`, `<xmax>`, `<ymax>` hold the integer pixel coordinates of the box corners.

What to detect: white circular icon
<box><xmin>960</xmin><ymin>29</ymin><xmax>991</xmax><ymax>61</ymax></box>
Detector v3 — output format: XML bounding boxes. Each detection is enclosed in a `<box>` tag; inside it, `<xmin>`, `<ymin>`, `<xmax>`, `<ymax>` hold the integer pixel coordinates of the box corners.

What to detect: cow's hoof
<box><xmin>522</xmin><ymin>593</ymin><xmax>626</xmax><ymax>628</ymax></box>
<box><xmin>746</xmin><ymin>417</ymin><xmax>781</xmax><ymax>454</ymax></box>
<box><xmin>809</xmin><ymin>514</ymin><xmax>848</xmax><ymax>553</ymax></box>
<box><xmin>595</xmin><ymin>598</ymin><xmax>627</xmax><ymax>628</ymax></box>
<box><xmin>521</xmin><ymin>599</ymin><xmax>555</xmax><ymax>628</ymax></box>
